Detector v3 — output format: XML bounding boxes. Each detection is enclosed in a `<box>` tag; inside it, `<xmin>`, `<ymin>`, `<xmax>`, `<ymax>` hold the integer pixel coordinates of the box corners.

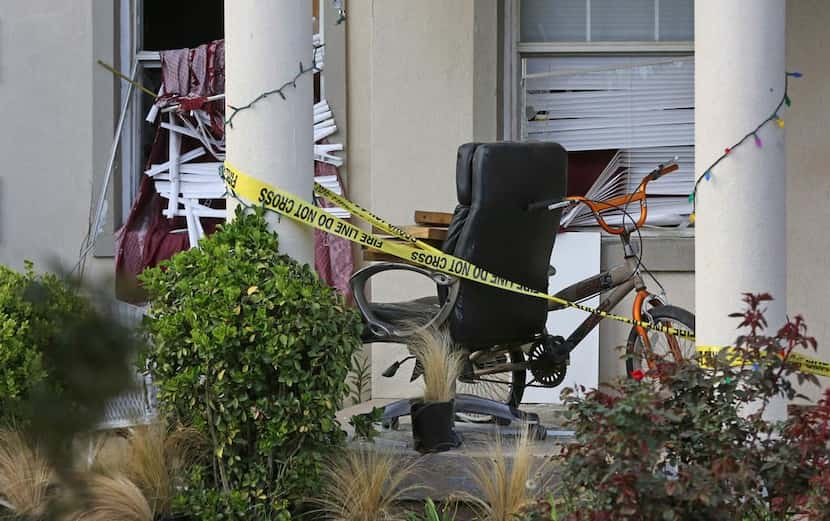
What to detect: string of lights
<box><xmin>688</xmin><ymin>71</ymin><xmax>803</xmax><ymax>224</ymax></box>
<box><xmin>224</xmin><ymin>44</ymin><xmax>324</xmax><ymax>128</ymax></box>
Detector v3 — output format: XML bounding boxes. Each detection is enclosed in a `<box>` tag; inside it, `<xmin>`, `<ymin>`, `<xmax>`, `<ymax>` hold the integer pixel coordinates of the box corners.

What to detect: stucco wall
<box><xmin>786</xmin><ymin>0</ymin><xmax>830</xmax><ymax>402</ymax></box>
<box><xmin>0</xmin><ymin>0</ymin><xmax>114</xmax><ymax>282</ymax></box>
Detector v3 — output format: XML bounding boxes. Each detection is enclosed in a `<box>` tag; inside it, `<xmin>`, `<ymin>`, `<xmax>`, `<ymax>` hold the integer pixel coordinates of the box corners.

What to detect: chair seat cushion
<box><xmin>368</xmin><ymin>296</ymin><xmax>440</xmax><ymax>329</ymax></box>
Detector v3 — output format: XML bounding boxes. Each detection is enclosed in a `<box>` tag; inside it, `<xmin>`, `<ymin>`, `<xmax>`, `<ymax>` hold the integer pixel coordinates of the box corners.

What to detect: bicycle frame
<box><xmin>469</xmin><ymin>160</ymin><xmax>682</xmax><ymax>379</ymax></box>
<box><xmin>469</xmin><ymin>229</ymin><xmax>656</xmax><ymax>378</ymax></box>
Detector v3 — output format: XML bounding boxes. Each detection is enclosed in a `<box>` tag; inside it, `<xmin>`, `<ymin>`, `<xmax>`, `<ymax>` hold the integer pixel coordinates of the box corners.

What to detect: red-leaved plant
<box><xmin>557</xmin><ymin>294</ymin><xmax>829</xmax><ymax>521</ymax></box>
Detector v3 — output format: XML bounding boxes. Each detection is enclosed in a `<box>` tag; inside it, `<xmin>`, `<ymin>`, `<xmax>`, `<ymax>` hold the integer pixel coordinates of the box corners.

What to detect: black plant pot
<box><xmin>410</xmin><ymin>398</ymin><xmax>462</xmax><ymax>453</ymax></box>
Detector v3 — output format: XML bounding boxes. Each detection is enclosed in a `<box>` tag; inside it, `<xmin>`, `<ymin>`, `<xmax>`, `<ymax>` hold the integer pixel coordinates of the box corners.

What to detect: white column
<box><xmin>225</xmin><ymin>0</ymin><xmax>314</xmax><ymax>265</ymax></box>
<box><xmin>695</xmin><ymin>1</ymin><xmax>787</xmax><ymax>415</ymax></box>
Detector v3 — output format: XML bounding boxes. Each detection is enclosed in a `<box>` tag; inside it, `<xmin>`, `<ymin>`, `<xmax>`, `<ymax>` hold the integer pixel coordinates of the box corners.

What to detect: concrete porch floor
<box><xmin>336</xmin><ymin>399</ymin><xmax>575</xmax><ymax>500</ymax></box>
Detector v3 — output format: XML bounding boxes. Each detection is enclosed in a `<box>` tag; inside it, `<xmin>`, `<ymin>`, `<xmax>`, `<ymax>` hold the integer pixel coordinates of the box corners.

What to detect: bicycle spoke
<box><xmin>628</xmin><ymin>308</ymin><xmax>696</xmax><ymax>376</ymax></box>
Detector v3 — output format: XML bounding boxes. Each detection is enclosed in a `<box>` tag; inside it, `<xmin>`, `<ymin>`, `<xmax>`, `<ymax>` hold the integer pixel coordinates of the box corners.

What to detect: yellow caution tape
<box><xmin>223</xmin><ymin>162</ymin><xmax>695</xmax><ymax>340</ymax></box>
<box><xmin>696</xmin><ymin>345</ymin><xmax>830</xmax><ymax>377</ymax></box>
<box><xmin>311</xmin><ymin>182</ymin><xmax>444</xmax><ymax>255</ymax></box>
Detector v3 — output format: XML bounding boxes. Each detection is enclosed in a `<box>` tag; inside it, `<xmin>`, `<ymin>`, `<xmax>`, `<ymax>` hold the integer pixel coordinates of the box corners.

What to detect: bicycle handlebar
<box><xmin>526</xmin><ymin>198</ymin><xmax>575</xmax><ymax>212</ymax></box>
<box><xmin>565</xmin><ymin>158</ymin><xmax>680</xmax><ymax>235</ymax></box>
<box><xmin>648</xmin><ymin>159</ymin><xmax>680</xmax><ymax>181</ymax></box>
<box><xmin>525</xmin><ymin>158</ymin><xmax>680</xmax><ymax>234</ymax></box>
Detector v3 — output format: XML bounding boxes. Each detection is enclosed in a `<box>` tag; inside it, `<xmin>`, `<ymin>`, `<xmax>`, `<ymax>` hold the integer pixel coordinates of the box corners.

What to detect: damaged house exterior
<box><xmin>0</xmin><ymin>0</ymin><xmax>827</xmax><ymax>409</ymax></box>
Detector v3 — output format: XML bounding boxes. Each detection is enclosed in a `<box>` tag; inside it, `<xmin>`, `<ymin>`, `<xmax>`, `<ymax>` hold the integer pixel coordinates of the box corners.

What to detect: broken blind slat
<box><xmin>623</xmin><ymin>147</ymin><xmax>695</xmax><ymax>195</ymax></box>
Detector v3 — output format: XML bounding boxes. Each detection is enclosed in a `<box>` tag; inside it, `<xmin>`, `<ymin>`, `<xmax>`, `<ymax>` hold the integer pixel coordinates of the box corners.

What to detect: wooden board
<box><xmin>414</xmin><ymin>210</ymin><xmax>453</xmax><ymax>226</ymax></box>
<box><xmin>362</xmin><ymin>250</ymin><xmax>410</xmax><ymax>263</ymax></box>
<box><xmin>371</xmin><ymin>225</ymin><xmax>448</xmax><ymax>241</ymax></box>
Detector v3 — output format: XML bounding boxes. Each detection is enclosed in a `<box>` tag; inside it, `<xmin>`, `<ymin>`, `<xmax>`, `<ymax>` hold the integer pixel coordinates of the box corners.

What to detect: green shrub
<box><xmin>140</xmin><ymin>208</ymin><xmax>363</xmax><ymax>519</ymax></box>
<box><xmin>0</xmin><ymin>262</ymin><xmax>94</xmax><ymax>424</ymax></box>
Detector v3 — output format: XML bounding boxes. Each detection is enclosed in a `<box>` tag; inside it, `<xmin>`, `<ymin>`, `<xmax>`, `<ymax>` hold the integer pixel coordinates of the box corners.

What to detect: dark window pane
<box><xmin>521</xmin><ymin>0</ymin><xmax>587</xmax><ymax>42</ymax></box>
<box><xmin>142</xmin><ymin>0</ymin><xmax>224</xmax><ymax>51</ymax></box>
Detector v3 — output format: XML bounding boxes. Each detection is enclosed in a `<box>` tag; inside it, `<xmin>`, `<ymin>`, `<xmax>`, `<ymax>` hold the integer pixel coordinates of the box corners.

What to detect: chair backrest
<box><xmin>445</xmin><ymin>142</ymin><xmax>567</xmax><ymax>346</ymax></box>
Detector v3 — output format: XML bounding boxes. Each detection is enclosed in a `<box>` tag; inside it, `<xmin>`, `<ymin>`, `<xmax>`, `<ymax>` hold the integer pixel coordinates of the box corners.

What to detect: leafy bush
<box><xmin>140</xmin><ymin>208</ymin><xmax>363</xmax><ymax>519</ymax></box>
<box><xmin>348</xmin><ymin>351</ymin><xmax>372</xmax><ymax>404</ymax></box>
<box><xmin>782</xmin><ymin>388</ymin><xmax>830</xmax><ymax>519</ymax></box>
<box><xmin>558</xmin><ymin>294</ymin><xmax>829</xmax><ymax>521</ymax></box>
<box><xmin>0</xmin><ymin>262</ymin><xmax>94</xmax><ymax>424</ymax></box>
<box><xmin>0</xmin><ymin>267</ymin><xmax>150</xmax><ymax>520</ymax></box>
<box><xmin>521</xmin><ymin>495</ymin><xmax>561</xmax><ymax>521</ymax></box>
<box><xmin>349</xmin><ymin>407</ymin><xmax>383</xmax><ymax>442</ymax></box>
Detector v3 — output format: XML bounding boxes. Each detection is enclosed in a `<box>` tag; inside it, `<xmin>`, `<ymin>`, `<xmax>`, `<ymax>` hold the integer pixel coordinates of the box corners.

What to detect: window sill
<box><xmin>518</xmin><ymin>41</ymin><xmax>694</xmax><ymax>54</ymax></box>
<box><xmin>559</xmin><ymin>227</ymin><xmax>694</xmax><ymax>272</ymax></box>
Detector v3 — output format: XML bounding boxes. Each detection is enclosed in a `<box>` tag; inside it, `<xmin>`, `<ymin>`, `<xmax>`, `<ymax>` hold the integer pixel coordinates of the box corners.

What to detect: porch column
<box><xmin>695</xmin><ymin>1</ymin><xmax>787</xmax><ymax>415</ymax></box>
<box><xmin>225</xmin><ymin>0</ymin><xmax>314</xmax><ymax>264</ymax></box>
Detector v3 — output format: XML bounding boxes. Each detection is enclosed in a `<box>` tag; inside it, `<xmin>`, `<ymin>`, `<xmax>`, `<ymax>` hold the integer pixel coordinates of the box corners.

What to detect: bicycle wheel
<box><xmin>455</xmin><ymin>349</ymin><xmax>526</xmax><ymax>421</ymax></box>
<box><xmin>625</xmin><ymin>305</ymin><xmax>696</xmax><ymax>376</ymax></box>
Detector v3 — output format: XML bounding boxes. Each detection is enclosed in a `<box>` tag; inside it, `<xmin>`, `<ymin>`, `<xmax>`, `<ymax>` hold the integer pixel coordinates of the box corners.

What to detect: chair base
<box><xmin>378</xmin><ymin>393</ymin><xmax>547</xmax><ymax>441</ymax></box>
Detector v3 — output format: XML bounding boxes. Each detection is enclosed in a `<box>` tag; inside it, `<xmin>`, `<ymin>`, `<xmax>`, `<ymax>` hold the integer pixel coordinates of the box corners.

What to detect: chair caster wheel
<box><xmin>382</xmin><ymin>418</ymin><xmax>400</xmax><ymax>430</ymax></box>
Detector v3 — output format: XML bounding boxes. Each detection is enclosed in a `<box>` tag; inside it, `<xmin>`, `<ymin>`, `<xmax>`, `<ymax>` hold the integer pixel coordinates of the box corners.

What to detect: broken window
<box><xmin>513</xmin><ymin>0</ymin><xmax>695</xmax><ymax>227</ymax></box>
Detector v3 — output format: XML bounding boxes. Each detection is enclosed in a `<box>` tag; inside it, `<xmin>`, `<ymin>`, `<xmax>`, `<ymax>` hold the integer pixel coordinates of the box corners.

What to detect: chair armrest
<box><xmin>349</xmin><ymin>262</ymin><xmax>459</xmax><ymax>342</ymax></box>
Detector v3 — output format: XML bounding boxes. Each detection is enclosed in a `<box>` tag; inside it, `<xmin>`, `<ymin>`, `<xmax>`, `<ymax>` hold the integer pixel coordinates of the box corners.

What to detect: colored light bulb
<box><xmin>704</xmin><ymin>171</ymin><xmax>712</xmax><ymax>181</ymax></box>
<box><xmin>785</xmin><ymin>94</ymin><xmax>792</xmax><ymax>107</ymax></box>
<box><xmin>688</xmin><ymin>192</ymin><xmax>695</xmax><ymax>203</ymax></box>
<box><xmin>787</xmin><ymin>71</ymin><xmax>803</xmax><ymax>78</ymax></box>
<box><xmin>724</xmin><ymin>147</ymin><xmax>731</xmax><ymax>155</ymax></box>
<box><xmin>776</xmin><ymin>118</ymin><xmax>785</xmax><ymax>128</ymax></box>
<box><xmin>754</xmin><ymin>134</ymin><xmax>763</xmax><ymax>147</ymax></box>
<box><xmin>689</xmin><ymin>213</ymin><xmax>696</xmax><ymax>224</ymax></box>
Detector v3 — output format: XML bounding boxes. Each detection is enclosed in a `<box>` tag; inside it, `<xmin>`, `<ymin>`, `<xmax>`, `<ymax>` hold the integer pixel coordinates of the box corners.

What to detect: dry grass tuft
<box><xmin>71</xmin><ymin>473</ymin><xmax>153</xmax><ymax>521</ymax></box>
<box><xmin>0</xmin><ymin>428</ymin><xmax>54</xmax><ymax>519</ymax></box>
<box><xmin>409</xmin><ymin>328</ymin><xmax>464</xmax><ymax>402</ymax></box>
<box><xmin>313</xmin><ymin>448</ymin><xmax>422</xmax><ymax>521</ymax></box>
<box><xmin>464</xmin><ymin>428</ymin><xmax>544</xmax><ymax>521</ymax></box>
<box><xmin>90</xmin><ymin>423</ymin><xmax>204</xmax><ymax>516</ymax></box>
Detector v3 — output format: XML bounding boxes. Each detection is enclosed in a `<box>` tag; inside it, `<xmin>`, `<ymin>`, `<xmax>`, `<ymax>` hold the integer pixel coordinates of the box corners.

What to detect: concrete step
<box><xmin>336</xmin><ymin>399</ymin><xmax>574</xmax><ymax>500</ymax></box>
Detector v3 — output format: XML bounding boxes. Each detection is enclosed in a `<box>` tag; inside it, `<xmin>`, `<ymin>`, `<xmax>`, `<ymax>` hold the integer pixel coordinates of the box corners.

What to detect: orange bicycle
<box><xmin>532</xmin><ymin>161</ymin><xmax>695</xmax><ymax>375</ymax></box>
<box><xmin>555</xmin><ymin>159</ymin><xmax>695</xmax><ymax>376</ymax></box>
<box><xmin>459</xmin><ymin>159</ymin><xmax>696</xmax><ymax>405</ymax></box>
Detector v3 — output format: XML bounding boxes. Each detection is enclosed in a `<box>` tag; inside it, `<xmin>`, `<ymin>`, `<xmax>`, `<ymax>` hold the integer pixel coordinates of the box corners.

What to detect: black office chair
<box><xmin>350</xmin><ymin>142</ymin><xmax>567</xmax><ymax>429</ymax></box>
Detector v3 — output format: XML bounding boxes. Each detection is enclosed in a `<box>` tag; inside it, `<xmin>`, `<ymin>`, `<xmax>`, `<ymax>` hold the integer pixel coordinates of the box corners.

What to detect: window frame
<box><xmin>503</xmin><ymin>0</ymin><xmax>694</xmax><ymax>141</ymax></box>
<box><xmin>118</xmin><ymin>0</ymin><xmax>162</xmax><ymax>226</ymax></box>
<box><xmin>503</xmin><ymin>0</ymin><xmax>695</xmax><ymax>238</ymax></box>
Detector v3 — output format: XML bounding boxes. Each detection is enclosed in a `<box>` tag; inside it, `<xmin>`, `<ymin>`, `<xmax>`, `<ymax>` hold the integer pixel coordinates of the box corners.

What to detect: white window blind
<box><xmin>520</xmin><ymin>0</ymin><xmax>694</xmax><ymax>42</ymax></box>
<box><xmin>523</xmin><ymin>55</ymin><xmax>695</xmax><ymax>223</ymax></box>
<box><xmin>524</xmin><ymin>55</ymin><xmax>694</xmax><ymax>151</ymax></box>
<box><xmin>517</xmin><ymin>2</ymin><xmax>695</xmax><ymax>226</ymax></box>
